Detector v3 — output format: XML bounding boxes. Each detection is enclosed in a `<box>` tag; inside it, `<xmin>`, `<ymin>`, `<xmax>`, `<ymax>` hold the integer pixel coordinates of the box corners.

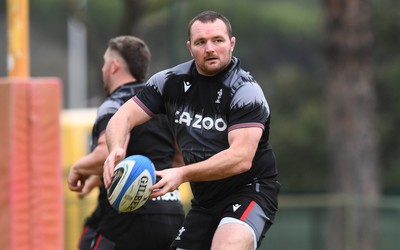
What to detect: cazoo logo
<box><xmin>174</xmin><ymin>111</ymin><xmax>227</xmax><ymax>131</ymax></box>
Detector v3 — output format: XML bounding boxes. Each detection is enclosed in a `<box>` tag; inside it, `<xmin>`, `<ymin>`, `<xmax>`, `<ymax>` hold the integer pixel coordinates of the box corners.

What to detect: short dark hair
<box><xmin>187</xmin><ymin>10</ymin><xmax>233</xmax><ymax>40</ymax></box>
<box><xmin>108</xmin><ymin>36</ymin><xmax>151</xmax><ymax>82</ymax></box>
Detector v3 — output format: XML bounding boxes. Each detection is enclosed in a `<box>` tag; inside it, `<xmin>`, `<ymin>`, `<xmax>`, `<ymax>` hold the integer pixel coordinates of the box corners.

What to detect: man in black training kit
<box><xmin>68</xmin><ymin>36</ymin><xmax>185</xmax><ymax>250</ymax></box>
<box><xmin>103</xmin><ymin>11</ymin><xmax>280</xmax><ymax>250</ymax></box>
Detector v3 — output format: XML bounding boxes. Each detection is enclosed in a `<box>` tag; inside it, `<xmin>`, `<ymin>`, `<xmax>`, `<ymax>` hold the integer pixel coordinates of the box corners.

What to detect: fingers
<box><xmin>103</xmin><ymin>148</ymin><xmax>125</xmax><ymax>188</ymax></box>
<box><xmin>150</xmin><ymin>188</ymin><xmax>165</xmax><ymax>199</ymax></box>
<box><xmin>150</xmin><ymin>171</ymin><xmax>166</xmax><ymax>198</ymax></box>
<box><xmin>68</xmin><ymin>168</ymin><xmax>85</xmax><ymax>192</ymax></box>
<box><xmin>77</xmin><ymin>192</ymin><xmax>86</xmax><ymax>199</ymax></box>
<box><xmin>103</xmin><ymin>156</ymin><xmax>114</xmax><ymax>189</ymax></box>
<box><xmin>150</xmin><ymin>181</ymin><xmax>169</xmax><ymax>198</ymax></box>
<box><xmin>68</xmin><ymin>179</ymin><xmax>85</xmax><ymax>192</ymax></box>
<box><xmin>150</xmin><ymin>170</ymin><xmax>179</xmax><ymax>199</ymax></box>
<box><xmin>150</xmin><ymin>182</ymin><xmax>177</xmax><ymax>199</ymax></box>
<box><xmin>77</xmin><ymin>185</ymin><xmax>90</xmax><ymax>199</ymax></box>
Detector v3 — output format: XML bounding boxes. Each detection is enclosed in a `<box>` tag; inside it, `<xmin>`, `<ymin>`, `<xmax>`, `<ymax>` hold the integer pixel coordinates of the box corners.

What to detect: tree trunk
<box><xmin>324</xmin><ymin>0</ymin><xmax>380</xmax><ymax>250</ymax></box>
<box><xmin>119</xmin><ymin>0</ymin><xmax>147</xmax><ymax>35</ymax></box>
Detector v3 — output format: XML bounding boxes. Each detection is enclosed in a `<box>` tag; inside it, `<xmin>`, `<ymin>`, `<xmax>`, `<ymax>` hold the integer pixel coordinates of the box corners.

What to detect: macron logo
<box><xmin>215</xmin><ymin>88</ymin><xmax>222</xmax><ymax>103</ymax></box>
<box><xmin>175</xmin><ymin>226</ymin><xmax>186</xmax><ymax>240</ymax></box>
<box><xmin>184</xmin><ymin>81</ymin><xmax>191</xmax><ymax>92</ymax></box>
<box><xmin>232</xmin><ymin>204</ymin><xmax>241</xmax><ymax>212</ymax></box>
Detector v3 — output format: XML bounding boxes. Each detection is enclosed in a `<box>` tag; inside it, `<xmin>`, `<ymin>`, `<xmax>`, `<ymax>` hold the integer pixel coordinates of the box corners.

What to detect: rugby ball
<box><xmin>107</xmin><ymin>155</ymin><xmax>156</xmax><ymax>212</ymax></box>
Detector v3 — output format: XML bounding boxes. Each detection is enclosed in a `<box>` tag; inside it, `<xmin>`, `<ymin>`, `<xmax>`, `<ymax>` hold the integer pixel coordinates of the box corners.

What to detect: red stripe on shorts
<box><xmin>240</xmin><ymin>200</ymin><xmax>256</xmax><ymax>221</ymax></box>
<box><xmin>93</xmin><ymin>234</ymin><xmax>102</xmax><ymax>250</ymax></box>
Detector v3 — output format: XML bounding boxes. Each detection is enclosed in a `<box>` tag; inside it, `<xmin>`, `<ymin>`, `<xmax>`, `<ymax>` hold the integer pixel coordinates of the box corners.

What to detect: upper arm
<box><xmin>228</xmin><ymin>127</ymin><xmax>263</xmax><ymax>161</ymax></box>
<box><xmin>114</xmin><ymin>98</ymin><xmax>152</xmax><ymax>129</ymax></box>
<box><xmin>90</xmin><ymin>132</ymin><xmax>109</xmax><ymax>172</ymax></box>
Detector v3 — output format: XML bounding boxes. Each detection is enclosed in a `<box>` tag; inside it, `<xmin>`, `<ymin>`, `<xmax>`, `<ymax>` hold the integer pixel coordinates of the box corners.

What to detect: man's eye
<box><xmin>196</xmin><ymin>41</ymin><xmax>205</xmax><ymax>45</ymax></box>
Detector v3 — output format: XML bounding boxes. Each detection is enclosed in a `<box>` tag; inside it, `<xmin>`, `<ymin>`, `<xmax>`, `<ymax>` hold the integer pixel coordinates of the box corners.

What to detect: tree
<box><xmin>324</xmin><ymin>0</ymin><xmax>380</xmax><ymax>250</ymax></box>
<box><xmin>119</xmin><ymin>0</ymin><xmax>147</xmax><ymax>35</ymax></box>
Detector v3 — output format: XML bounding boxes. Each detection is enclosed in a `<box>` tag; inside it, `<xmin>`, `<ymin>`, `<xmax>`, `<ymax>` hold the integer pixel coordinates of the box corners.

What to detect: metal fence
<box><xmin>260</xmin><ymin>195</ymin><xmax>400</xmax><ymax>250</ymax></box>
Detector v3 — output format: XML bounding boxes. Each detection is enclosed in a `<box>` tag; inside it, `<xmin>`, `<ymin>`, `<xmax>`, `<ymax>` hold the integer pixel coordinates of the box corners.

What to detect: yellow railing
<box><xmin>61</xmin><ymin>109</ymin><xmax>98</xmax><ymax>250</ymax></box>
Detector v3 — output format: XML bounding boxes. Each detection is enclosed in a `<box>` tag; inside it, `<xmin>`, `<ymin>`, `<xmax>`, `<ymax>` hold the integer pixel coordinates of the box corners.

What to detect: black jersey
<box><xmin>134</xmin><ymin>57</ymin><xmax>278</xmax><ymax>207</ymax></box>
<box><xmin>85</xmin><ymin>82</ymin><xmax>184</xmax><ymax>236</ymax></box>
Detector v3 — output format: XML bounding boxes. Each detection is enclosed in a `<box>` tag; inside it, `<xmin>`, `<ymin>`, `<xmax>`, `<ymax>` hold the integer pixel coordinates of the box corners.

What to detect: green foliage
<box><xmin>30</xmin><ymin>0</ymin><xmax>69</xmax><ymax>39</ymax></box>
<box><xmin>255</xmin><ymin>1</ymin><xmax>323</xmax><ymax>37</ymax></box>
<box><xmin>176</xmin><ymin>0</ymin><xmax>323</xmax><ymax>37</ymax></box>
<box><xmin>268</xmin><ymin>65</ymin><xmax>328</xmax><ymax>193</ymax></box>
<box><xmin>86</xmin><ymin>0</ymin><xmax>123</xmax><ymax>34</ymax></box>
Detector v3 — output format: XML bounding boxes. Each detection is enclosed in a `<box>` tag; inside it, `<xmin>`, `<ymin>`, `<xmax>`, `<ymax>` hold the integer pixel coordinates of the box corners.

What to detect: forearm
<box><xmin>180</xmin><ymin>127</ymin><xmax>261</xmax><ymax>182</ymax></box>
<box><xmin>85</xmin><ymin>175</ymin><xmax>103</xmax><ymax>188</ymax></box>
<box><xmin>103</xmin><ymin>99</ymin><xmax>152</xmax><ymax>188</ymax></box>
<box><xmin>105</xmin><ymin>99</ymin><xmax>150</xmax><ymax>152</ymax></box>
<box><xmin>150</xmin><ymin>144</ymin><xmax>254</xmax><ymax>199</ymax></box>
<box><xmin>72</xmin><ymin>133</ymin><xmax>109</xmax><ymax>176</ymax></box>
<box><xmin>77</xmin><ymin>175</ymin><xmax>103</xmax><ymax>199</ymax></box>
<box><xmin>105</xmin><ymin>112</ymin><xmax>131</xmax><ymax>153</ymax></box>
<box><xmin>73</xmin><ymin>149</ymin><xmax>108</xmax><ymax>176</ymax></box>
<box><xmin>68</xmin><ymin>143</ymin><xmax>108</xmax><ymax>192</ymax></box>
<box><xmin>181</xmin><ymin>147</ymin><xmax>252</xmax><ymax>182</ymax></box>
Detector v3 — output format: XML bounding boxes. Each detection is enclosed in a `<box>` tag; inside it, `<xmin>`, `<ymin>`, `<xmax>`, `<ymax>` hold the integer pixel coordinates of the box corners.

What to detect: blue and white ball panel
<box><xmin>107</xmin><ymin>155</ymin><xmax>156</xmax><ymax>212</ymax></box>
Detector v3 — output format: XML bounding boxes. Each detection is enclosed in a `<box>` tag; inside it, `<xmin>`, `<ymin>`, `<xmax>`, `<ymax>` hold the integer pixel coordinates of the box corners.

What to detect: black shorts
<box><xmin>171</xmin><ymin>178</ymin><xmax>280</xmax><ymax>250</ymax></box>
<box><xmin>79</xmin><ymin>214</ymin><xmax>185</xmax><ymax>250</ymax></box>
<box><xmin>79</xmin><ymin>226</ymin><xmax>116</xmax><ymax>250</ymax></box>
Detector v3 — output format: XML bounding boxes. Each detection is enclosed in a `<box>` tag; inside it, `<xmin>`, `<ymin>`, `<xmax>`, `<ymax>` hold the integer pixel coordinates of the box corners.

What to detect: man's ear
<box><xmin>187</xmin><ymin>41</ymin><xmax>193</xmax><ymax>57</ymax></box>
<box><xmin>111</xmin><ymin>58</ymin><xmax>120</xmax><ymax>73</ymax></box>
<box><xmin>230</xmin><ymin>36</ymin><xmax>236</xmax><ymax>52</ymax></box>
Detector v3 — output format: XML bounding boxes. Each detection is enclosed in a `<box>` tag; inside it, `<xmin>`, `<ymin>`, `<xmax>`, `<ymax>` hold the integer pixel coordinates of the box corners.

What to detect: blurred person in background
<box><xmin>68</xmin><ymin>35</ymin><xmax>185</xmax><ymax>250</ymax></box>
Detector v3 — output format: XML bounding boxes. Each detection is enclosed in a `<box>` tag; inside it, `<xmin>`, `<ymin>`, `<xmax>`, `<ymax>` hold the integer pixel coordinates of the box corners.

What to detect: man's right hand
<box><xmin>103</xmin><ymin>148</ymin><xmax>126</xmax><ymax>188</ymax></box>
<box><xmin>68</xmin><ymin>166</ymin><xmax>85</xmax><ymax>192</ymax></box>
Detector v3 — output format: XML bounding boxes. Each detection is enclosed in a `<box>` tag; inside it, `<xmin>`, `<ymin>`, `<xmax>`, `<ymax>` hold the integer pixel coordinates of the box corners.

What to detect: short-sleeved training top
<box><xmin>134</xmin><ymin>57</ymin><xmax>278</xmax><ymax>207</ymax></box>
<box><xmin>85</xmin><ymin>82</ymin><xmax>184</xmax><ymax>236</ymax></box>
